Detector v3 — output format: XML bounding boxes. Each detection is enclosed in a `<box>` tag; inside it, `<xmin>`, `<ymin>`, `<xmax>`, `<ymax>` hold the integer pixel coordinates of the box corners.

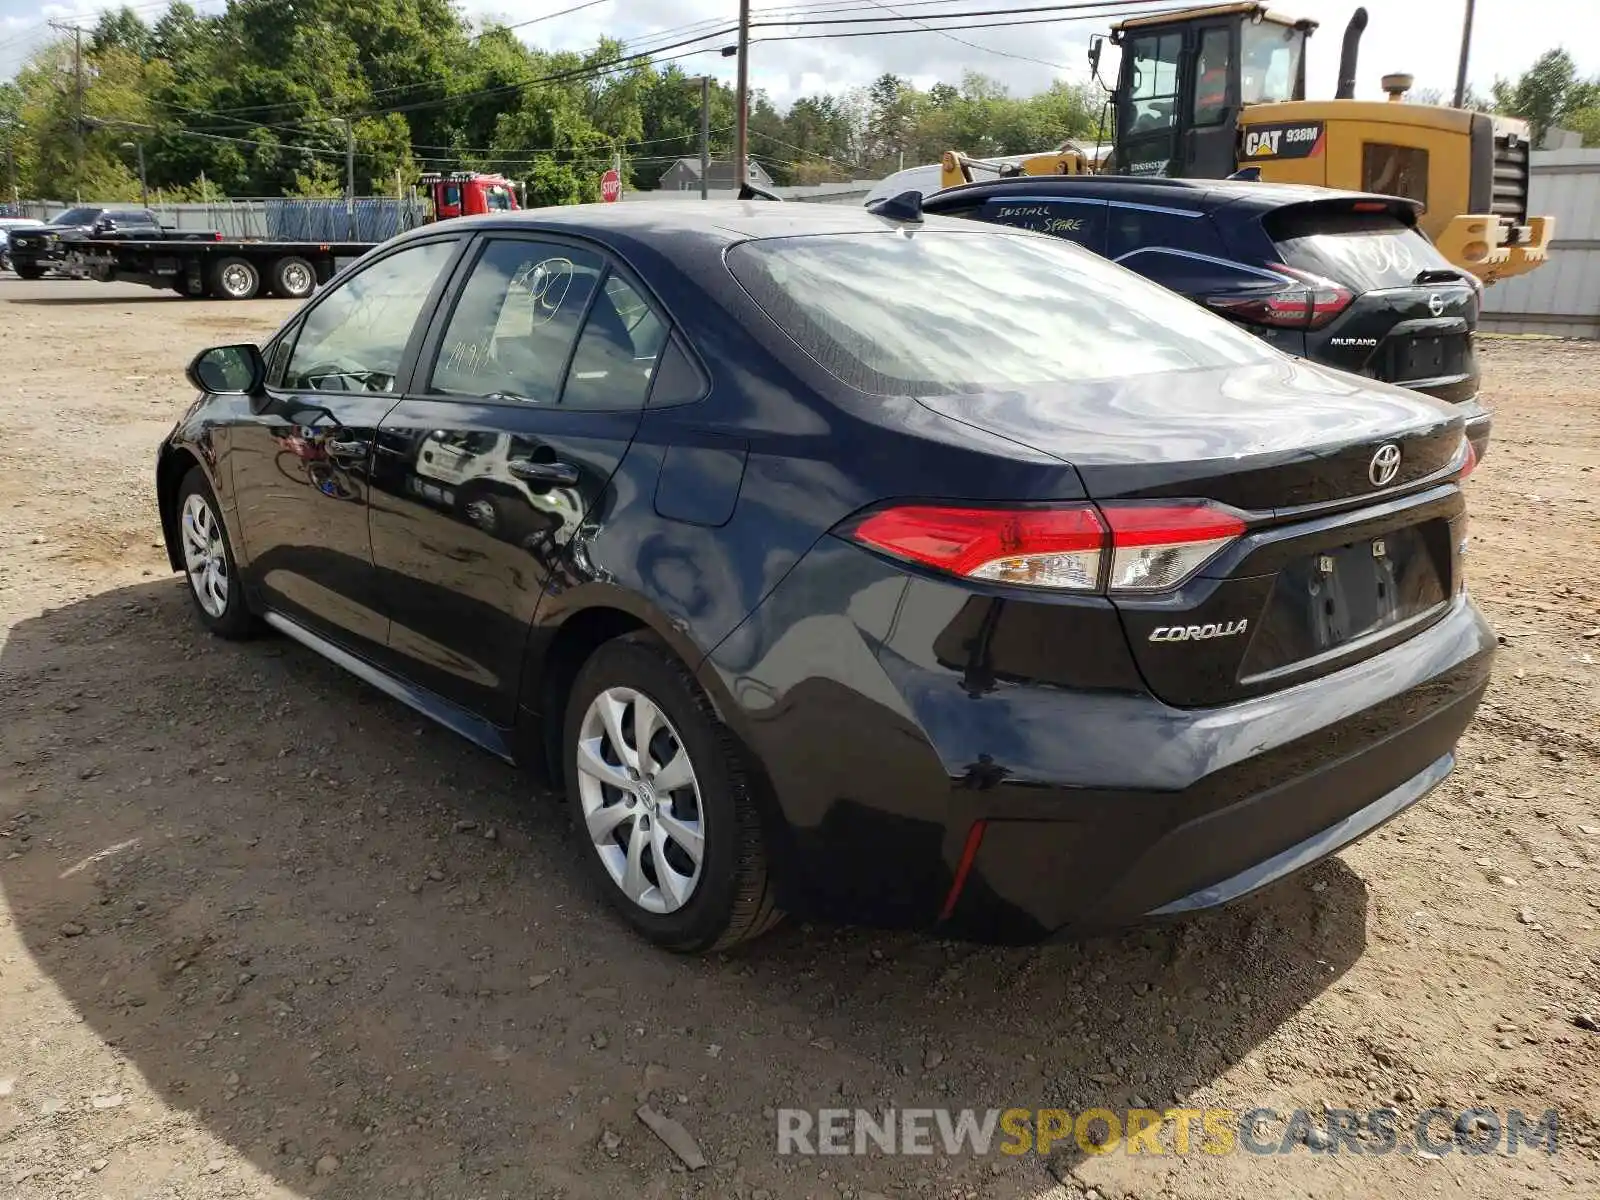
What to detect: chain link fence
<box><xmin>6</xmin><ymin>196</ymin><xmax>427</xmax><ymax>241</ymax></box>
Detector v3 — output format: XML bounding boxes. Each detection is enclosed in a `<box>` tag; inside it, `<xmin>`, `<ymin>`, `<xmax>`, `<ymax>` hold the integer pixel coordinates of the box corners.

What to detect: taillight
<box><xmin>1208</xmin><ymin>264</ymin><xmax>1353</xmax><ymax>330</ymax></box>
<box><xmin>845</xmin><ymin>504</ymin><xmax>1106</xmax><ymax>591</ymax></box>
<box><xmin>1460</xmin><ymin>437</ymin><xmax>1478</xmax><ymax>479</ymax></box>
<box><xmin>840</xmin><ymin>501</ymin><xmax>1246</xmax><ymax>593</ymax></box>
<box><xmin>1101</xmin><ymin>504</ymin><xmax>1248</xmax><ymax>591</ymax></box>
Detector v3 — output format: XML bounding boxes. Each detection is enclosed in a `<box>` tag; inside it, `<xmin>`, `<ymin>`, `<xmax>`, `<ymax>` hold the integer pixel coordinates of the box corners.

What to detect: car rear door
<box><xmin>367</xmin><ymin>234</ymin><xmax>670</xmax><ymax>724</ymax></box>
<box><xmin>225</xmin><ymin>235</ymin><xmax>464</xmax><ymax>661</ymax></box>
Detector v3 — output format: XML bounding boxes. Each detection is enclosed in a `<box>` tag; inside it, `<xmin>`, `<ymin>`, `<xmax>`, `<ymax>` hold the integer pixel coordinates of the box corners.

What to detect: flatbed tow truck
<box><xmin>49</xmin><ymin>171</ymin><xmax>518</xmax><ymax>301</ymax></box>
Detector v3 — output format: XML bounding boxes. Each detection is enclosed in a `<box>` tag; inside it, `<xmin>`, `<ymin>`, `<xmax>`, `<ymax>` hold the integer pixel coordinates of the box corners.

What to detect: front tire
<box><xmin>210</xmin><ymin>256</ymin><xmax>261</xmax><ymax>300</ymax></box>
<box><xmin>564</xmin><ymin>635</ymin><xmax>782</xmax><ymax>952</ymax></box>
<box><xmin>175</xmin><ymin>467</ymin><xmax>255</xmax><ymax>638</ymax></box>
<box><xmin>14</xmin><ymin>263</ymin><xmax>45</xmax><ymax>280</ymax></box>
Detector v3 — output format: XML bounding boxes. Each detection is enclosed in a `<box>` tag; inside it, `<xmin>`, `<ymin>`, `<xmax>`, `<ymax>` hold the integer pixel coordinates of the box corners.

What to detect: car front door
<box><xmin>226</xmin><ymin>235</ymin><xmax>464</xmax><ymax>660</ymax></box>
<box><xmin>367</xmin><ymin>234</ymin><xmax>670</xmax><ymax>724</ymax></box>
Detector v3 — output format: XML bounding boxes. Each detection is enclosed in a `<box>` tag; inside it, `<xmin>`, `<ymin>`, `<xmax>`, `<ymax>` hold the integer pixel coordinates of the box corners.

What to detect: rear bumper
<box><xmin>707</xmin><ymin>540</ymin><xmax>1495</xmax><ymax>941</ymax></box>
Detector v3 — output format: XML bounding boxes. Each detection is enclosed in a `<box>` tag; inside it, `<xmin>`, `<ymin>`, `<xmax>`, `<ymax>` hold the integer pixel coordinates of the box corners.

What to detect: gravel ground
<box><xmin>1</xmin><ymin>275</ymin><xmax>1597</xmax><ymax>1200</ymax></box>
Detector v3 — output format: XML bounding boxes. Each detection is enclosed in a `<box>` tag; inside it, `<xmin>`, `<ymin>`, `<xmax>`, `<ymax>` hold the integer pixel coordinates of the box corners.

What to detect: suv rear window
<box><xmin>726</xmin><ymin>231</ymin><xmax>1273</xmax><ymax>395</ymax></box>
<box><xmin>1266</xmin><ymin>208</ymin><xmax>1457</xmax><ymax>292</ymax></box>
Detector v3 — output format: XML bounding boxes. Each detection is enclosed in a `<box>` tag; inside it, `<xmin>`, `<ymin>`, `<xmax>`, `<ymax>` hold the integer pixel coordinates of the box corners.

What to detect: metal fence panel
<box><xmin>1481</xmin><ymin>149</ymin><xmax>1600</xmax><ymax>337</ymax></box>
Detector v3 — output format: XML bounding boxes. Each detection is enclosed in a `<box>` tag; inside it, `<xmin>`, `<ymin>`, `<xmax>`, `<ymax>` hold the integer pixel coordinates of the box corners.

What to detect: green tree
<box><xmin>1492</xmin><ymin>48</ymin><xmax>1600</xmax><ymax>144</ymax></box>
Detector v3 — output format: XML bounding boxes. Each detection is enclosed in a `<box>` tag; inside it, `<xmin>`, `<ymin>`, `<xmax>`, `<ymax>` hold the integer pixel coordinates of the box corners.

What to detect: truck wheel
<box><xmin>14</xmin><ymin>264</ymin><xmax>45</xmax><ymax>281</ymax></box>
<box><xmin>210</xmin><ymin>256</ymin><xmax>261</xmax><ymax>300</ymax></box>
<box><xmin>269</xmin><ymin>255</ymin><xmax>316</xmax><ymax>300</ymax></box>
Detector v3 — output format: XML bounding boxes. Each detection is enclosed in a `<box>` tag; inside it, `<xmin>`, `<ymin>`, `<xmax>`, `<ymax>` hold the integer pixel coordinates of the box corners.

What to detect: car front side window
<box><xmin>282</xmin><ymin>240</ymin><xmax>457</xmax><ymax>394</ymax></box>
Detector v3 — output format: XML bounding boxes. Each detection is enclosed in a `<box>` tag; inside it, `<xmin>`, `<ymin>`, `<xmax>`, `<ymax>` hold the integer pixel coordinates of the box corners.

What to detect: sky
<box><xmin>3</xmin><ymin>0</ymin><xmax>1598</xmax><ymax>116</ymax></box>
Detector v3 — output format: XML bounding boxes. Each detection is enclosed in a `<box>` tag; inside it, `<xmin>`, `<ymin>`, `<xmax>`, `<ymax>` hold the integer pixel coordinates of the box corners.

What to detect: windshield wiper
<box><xmin>1414</xmin><ymin>268</ymin><xmax>1469</xmax><ymax>286</ymax></box>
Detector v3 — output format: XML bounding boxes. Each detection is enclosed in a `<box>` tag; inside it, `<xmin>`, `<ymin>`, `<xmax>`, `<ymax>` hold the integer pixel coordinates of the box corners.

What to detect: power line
<box><xmin>748</xmin><ymin>4</ymin><xmax>1192</xmax><ymax>45</ymax></box>
<box><xmin>498</xmin><ymin>0</ymin><xmax>614</xmax><ymax>32</ymax></box>
<box><xmin>845</xmin><ymin>0</ymin><xmax>1067</xmax><ymax>71</ymax></box>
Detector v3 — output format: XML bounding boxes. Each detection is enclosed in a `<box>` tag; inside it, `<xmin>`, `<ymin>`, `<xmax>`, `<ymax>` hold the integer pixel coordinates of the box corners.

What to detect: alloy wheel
<box><xmin>280</xmin><ymin>260</ymin><xmax>313</xmax><ymax>296</ymax></box>
<box><xmin>220</xmin><ymin>261</ymin><xmax>257</xmax><ymax>298</ymax></box>
<box><xmin>575</xmin><ymin>686</ymin><xmax>705</xmax><ymax>914</ymax></box>
<box><xmin>181</xmin><ymin>492</ymin><xmax>230</xmax><ymax>618</ymax></box>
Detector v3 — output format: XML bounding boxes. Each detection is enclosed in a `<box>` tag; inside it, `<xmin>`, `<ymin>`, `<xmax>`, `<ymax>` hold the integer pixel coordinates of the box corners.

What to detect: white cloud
<box><xmin>4</xmin><ymin>0</ymin><xmax>1597</xmax><ymax>115</ymax></box>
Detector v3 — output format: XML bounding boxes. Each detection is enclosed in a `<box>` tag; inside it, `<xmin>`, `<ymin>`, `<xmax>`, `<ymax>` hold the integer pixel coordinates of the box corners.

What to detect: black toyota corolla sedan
<box><xmin>158</xmin><ymin>202</ymin><xmax>1493</xmax><ymax>951</ymax></box>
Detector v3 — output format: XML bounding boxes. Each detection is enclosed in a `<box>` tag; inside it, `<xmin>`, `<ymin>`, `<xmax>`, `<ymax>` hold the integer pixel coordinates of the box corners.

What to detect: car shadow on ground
<box><xmin>0</xmin><ymin>579</ymin><xmax>1370</xmax><ymax>1198</ymax></box>
<box><xmin>2</xmin><ymin>293</ymin><xmax>183</xmax><ymax>306</ymax></box>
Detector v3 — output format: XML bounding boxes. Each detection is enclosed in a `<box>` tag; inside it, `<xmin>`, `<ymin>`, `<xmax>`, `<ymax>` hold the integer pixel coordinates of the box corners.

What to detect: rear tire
<box><xmin>14</xmin><ymin>263</ymin><xmax>45</xmax><ymax>281</ymax></box>
<box><xmin>175</xmin><ymin>467</ymin><xmax>256</xmax><ymax>639</ymax></box>
<box><xmin>269</xmin><ymin>255</ymin><xmax>316</xmax><ymax>300</ymax></box>
<box><xmin>210</xmin><ymin>256</ymin><xmax>261</xmax><ymax>300</ymax></box>
<box><xmin>563</xmin><ymin>634</ymin><xmax>783</xmax><ymax>952</ymax></box>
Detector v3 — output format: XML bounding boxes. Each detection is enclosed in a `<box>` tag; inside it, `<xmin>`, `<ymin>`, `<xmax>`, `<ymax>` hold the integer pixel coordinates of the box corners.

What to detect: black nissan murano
<box><xmin>158</xmin><ymin>202</ymin><xmax>1494</xmax><ymax>951</ymax></box>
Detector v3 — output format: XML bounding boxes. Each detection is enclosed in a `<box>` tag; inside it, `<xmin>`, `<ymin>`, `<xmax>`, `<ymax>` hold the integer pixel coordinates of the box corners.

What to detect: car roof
<box><xmin>418</xmin><ymin>200</ymin><xmax>957</xmax><ymax>245</ymax></box>
<box><xmin>921</xmin><ymin>175</ymin><xmax>1420</xmax><ymax>215</ymax></box>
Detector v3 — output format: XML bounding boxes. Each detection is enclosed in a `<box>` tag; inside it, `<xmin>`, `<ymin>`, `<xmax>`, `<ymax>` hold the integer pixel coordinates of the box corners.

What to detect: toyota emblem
<box><xmin>1369</xmin><ymin>443</ymin><xmax>1402</xmax><ymax>487</ymax></box>
<box><xmin>1428</xmin><ymin>293</ymin><xmax>1445</xmax><ymax>317</ymax></box>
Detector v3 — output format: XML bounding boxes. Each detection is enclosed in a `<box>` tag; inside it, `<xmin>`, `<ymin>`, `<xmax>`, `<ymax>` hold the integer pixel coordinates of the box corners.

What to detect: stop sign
<box><xmin>600</xmin><ymin>169</ymin><xmax>621</xmax><ymax>203</ymax></box>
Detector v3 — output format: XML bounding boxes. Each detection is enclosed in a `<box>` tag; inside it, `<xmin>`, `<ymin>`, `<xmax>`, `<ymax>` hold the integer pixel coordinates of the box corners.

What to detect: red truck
<box><xmin>54</xmin><ymin>172</ymin><xmax>521</xmax><ymax>301</ymax></box>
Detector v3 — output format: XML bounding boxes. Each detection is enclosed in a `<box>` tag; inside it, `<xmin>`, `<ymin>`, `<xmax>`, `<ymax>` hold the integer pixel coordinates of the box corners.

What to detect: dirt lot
<box><xmin>0</xmin><ymin>274</ymin><xmax>1597</xmax><ymax>1200</ymax></box>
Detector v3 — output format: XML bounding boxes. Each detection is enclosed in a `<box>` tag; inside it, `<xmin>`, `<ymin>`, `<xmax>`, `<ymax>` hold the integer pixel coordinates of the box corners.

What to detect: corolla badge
<box><xmin>1149</xmin><ymin>620</ymin><xmax>1249</xmax><ymax>643</ymax></box>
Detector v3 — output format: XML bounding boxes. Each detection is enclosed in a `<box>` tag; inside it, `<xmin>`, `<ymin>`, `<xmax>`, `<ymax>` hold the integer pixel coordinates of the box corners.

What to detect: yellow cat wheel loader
<box><xmin>937</xmin><ymin>3</ymin><xmax>1550</xmax><ymax>284</ymax></box>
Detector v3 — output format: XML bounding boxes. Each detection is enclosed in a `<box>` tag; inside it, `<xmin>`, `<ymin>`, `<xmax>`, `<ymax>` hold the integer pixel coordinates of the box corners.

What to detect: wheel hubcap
<box><xmin>180</xmin><ymin>493</ymin><xmax>229</xmax><ymax>618</ymax></box>
<box><xmin>222</xmin><ymin>264</ymin><xmax>253</xmax><ymax>296</ymax></box>
<box><xmin>283</xmin><ymin>263</ymin><xmax>311</xmax><ymax>294</ymax></box>
<box><xmin>575</xmin><ymin>687</ymin><xmax>705</xmax><ymax>914</ymax></box>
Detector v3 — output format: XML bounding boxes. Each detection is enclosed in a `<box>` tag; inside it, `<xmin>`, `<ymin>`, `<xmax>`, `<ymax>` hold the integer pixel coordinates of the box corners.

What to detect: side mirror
<box><xmin>1088</xmin><ymin>35</ymin><xmax>1103</xmax><ymax>77</ymax></box>
<box><xmin>187</xmin><ymin>344</ymin><xmax>266</xmax><ymax>395</ymax></box>
<box><xmin>95</xmin><ymin>218</ymin><xmax>117</xmax><ymax>234</ymax></box>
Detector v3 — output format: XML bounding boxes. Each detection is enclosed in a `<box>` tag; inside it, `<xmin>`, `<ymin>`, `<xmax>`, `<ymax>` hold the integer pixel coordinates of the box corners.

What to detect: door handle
<box><xmin>507</xmin><ymin>458</ymin><xmax>579</xmax><ymax>487</ymax></box>
<box><xmin>325</xmin><ymin>438</ymin><xmax>370</xmax><ymax>460</ymax></box>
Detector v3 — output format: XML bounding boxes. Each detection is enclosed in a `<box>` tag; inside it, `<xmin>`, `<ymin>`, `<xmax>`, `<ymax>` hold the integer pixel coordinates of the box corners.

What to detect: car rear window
<box><xmin>1266</xmin><ymin>209</ymin><xmax>1458</xmax><ymax>292</ymax></box>
<box><xmin>725</xmin><ymin>230</ymin><xmax>1274</xmax><ymax>395</ymax></box>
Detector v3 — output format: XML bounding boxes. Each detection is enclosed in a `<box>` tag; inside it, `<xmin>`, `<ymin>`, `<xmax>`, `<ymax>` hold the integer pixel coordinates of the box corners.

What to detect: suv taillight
<box><xmin>1208</xmin><ymin>263</ymin><xmax>1353</xmax><ymax>330</ymax></box>
<box><xmin>840</xmin><ymin>502</ymin><xmax>1247</xmax><ymax>594</ymax></box>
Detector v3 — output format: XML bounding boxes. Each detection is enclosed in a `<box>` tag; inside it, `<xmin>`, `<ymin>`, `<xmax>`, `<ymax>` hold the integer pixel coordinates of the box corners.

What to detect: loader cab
<box><xmin>1110</xmin><ymin>4</ymin><xmax>1312</xmax><ymax>179</ymax></box>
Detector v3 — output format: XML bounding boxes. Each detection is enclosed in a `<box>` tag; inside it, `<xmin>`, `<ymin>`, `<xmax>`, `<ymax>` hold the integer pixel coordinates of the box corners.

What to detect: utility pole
<box><xmin>343</xmin><ymin>120</ymin><xmax>356</xmax><ymax>239</ymax></box>
<box><xmin>700</xmin><ymin>74</ymin><xmax>711</xmax><ymax>200</ymax></box>
<box><xmin>48</xmin><ymin>21</ymin><xmax>85</xmax><ymax>196</ymax></box>
<box><xmin>735</xmin><ymin>0</ymin><xmax>750</xmax><ymax>190</ymax></box>
<box><xmin>121</xmin><ymin>141</ymin><xmax>148</xmax><ymax>207</ymax></box>
<box><xmin>1453</xmin><ymin>0</ymin><xmax>1476</xmax><ymax>109</ymax></box>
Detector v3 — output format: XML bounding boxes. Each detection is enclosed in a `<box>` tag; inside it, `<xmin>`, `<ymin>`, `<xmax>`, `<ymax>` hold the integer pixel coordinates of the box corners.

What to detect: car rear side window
<box><xmin>1267</xmin><ymin>208</ymin><xmax>1457</xmax><ymax>292</ymax></box>
<box><xmin>561</xmin><ymin>274</ymin><xmax>670</xmax><ymax>411</ymax></box>
<box><xmin>432</xmin><ymin>239</ymin><xmax>605</xmax><ymax>405</ymax></box>
<box><xmin>1105</xmin><ymin>204</ymin><xmax>1216</xmax><ymax>262</ymax></box>
<box><xmin>726</xmin><ymin>230</ymin><xmax>1274</xmax><ymax>395</ymax></box>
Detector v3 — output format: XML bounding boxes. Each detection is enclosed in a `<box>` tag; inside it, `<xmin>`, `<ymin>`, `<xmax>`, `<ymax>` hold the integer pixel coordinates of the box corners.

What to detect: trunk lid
<box><xmin>915</xmin><ymin>358</ymin><xmax>1468</xmax><ymax>706</ymax></box>
<box><xmin>914</xmin><ymin>357</ymin><xmax>1464</xmax><ymax>511</ymax></box>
